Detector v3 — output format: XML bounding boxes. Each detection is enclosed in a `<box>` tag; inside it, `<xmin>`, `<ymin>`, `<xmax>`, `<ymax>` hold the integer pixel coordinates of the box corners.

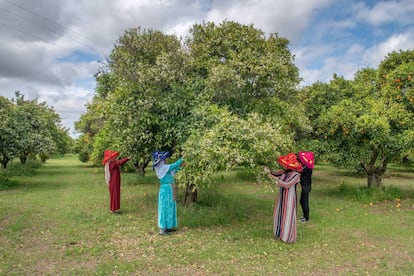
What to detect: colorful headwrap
<box><xmin>152</xmin><ymin>151</ymin><xmax>171</xmax><ymax>168</ymax></box>
<box><xmin>278</xmin><ymin>153</ymin><xmax>303</xmax><ymax>172</ymax></box>
<box><xmin>102</xmin><ymin>149</ymin><xmax>120</xmax><ymax>165</ymax></box>
<box><xmin>298</xmin><ymin>151</ymin><xmax>315</xmax><ymax>169</ymax></box>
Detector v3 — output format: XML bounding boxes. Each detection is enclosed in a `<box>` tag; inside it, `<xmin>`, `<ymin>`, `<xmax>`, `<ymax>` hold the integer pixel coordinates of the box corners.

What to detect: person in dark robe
<box><xmin>297</xmin><ymin>151</ymin><xmax>315</xmax><ymax>223</ymax></box>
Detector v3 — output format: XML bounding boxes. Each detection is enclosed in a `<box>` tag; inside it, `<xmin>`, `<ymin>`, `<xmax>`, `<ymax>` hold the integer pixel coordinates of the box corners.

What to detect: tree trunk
<box><xmin>367</xmin><ymin>172</ymin><xmax>383</xmax><ymax>188</ymax></box>
<box><xmin>1</xmin><ymin>155</ymin><xmax>10</xmax><ymax>169</ymax></box>
<box><xmin>184</xmin><ymin>183</ymin><xmax>197</xmax><ymax>207</ymax></box>
<box><xmin>20</xmin><ymin>155</ymin><xmax>27</xmax><ymax>164</ymax></box>
<box><xmin>135</xmin><ymin>159</ymin><xmax>150</xmax><ymax>176</ymax></box>
<box><xmin>361</xmin><ymin>149</ymin><xmax>388</xmax><ymax>188</ymax></box>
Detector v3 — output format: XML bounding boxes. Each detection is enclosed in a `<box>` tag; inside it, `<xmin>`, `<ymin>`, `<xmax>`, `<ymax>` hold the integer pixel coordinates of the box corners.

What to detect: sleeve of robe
<box><xmin>167</xmin><ymin>158</ymin><xmax>183</xmax><ymax>173</ymax></box>
<box><xmin>110</xmin><ymin>157</ymin><xmax>130</xmax><ymax>169</ymax></box>
<box><xmin>278</xmin><ymin>171</ymin><xmax>300</xmax><ymax>188</ymax></box>
<box><xmin>269</xmin><ymin>169</ymin><xmax>284</xmax><ymax>177</ymax></box>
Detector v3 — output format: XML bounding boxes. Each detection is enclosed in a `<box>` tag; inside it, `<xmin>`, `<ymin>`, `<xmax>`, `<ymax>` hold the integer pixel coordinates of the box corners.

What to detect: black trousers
<box><xmin>299</xmin><ymin>184</ymin><xmax>311</xmax><ymax>220</ymax></box>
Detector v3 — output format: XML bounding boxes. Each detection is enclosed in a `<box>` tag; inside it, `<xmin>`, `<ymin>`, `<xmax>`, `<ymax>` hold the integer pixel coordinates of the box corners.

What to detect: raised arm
<box><xmin>112</xmin><ymin>157</ymin><xmax>130</xmax><ymax>167</ymax></box>
<box><xmin>270</xmin><ymin>169</ymin><xmax>284</xmax><ymax>177</ymax></box>
<box><xmin>168</xmin><ymin>158</ymin><xmax>183</xmax><ymax>172</ymax></box>
<box><xmin>278</xmin><ymin>171</ymin><xmax>300</xmax><ymax>188</ymax></box>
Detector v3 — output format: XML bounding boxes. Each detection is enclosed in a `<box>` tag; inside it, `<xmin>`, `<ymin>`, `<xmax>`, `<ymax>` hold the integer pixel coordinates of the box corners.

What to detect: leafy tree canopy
<box><xmin>301</xmin><ymin>50</ymin><xmax>414</xmax><ymax>187</ymax></box>
<box><xmin>0</xmin><ymin>92</ymin><xmax>72</xmax><ymax>168</ymax></box>
<box><xmin>187</xmin><ymin>20</ymin><xmax>300</xmax><ymax>116</ymax></box>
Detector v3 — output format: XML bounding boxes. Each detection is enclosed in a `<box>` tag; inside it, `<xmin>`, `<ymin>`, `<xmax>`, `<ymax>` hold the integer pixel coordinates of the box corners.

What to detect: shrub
<box><xmin>7</xmin><ymin>160</ymin><xmax>42</xmax><ymax>176</ymax></box>
<box><xmin>332</xmin><ymin>183</ymin><xmax>404</xmax><ymax>203</ymax></box>
<box><xmin>0</xmin><ymin>171</ymin><xmax>16</xmax><ymax>190</ymax></box>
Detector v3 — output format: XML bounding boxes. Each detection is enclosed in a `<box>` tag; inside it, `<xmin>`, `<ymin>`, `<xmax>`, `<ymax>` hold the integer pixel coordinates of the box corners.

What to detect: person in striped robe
<box><xmin>266</xmin><ymin>153</ymin><xmax>303</xmax><ymax>243</ymax></box>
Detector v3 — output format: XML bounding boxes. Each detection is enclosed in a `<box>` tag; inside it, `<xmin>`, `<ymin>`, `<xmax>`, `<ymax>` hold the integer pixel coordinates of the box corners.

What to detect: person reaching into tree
<box><xmin>297</xmin><ymin>151</ymin><xmax>315</xmax><ymax>223</ymax></box>
<box><xmin>102</xmin><ymin>149</ymin><xmax>130</xmax><ymax>213</ymax></box>
<box><xmin>265</xmin><ymin>153</ymin><xmax>303</xmax><ymax>243</ymax></box>
<box><xmin>152</xmin><ymin>150</ymin><xmax>184</xmax><ymax>236</ymax></box>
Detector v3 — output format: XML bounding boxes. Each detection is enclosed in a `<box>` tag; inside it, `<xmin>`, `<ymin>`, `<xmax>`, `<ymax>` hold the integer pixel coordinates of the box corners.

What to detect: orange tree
<box><xmin>173</xmin><ymin>21</ymin><xmax>303</xmax><ymax>204</ymax></box>
<box><xmin>301</xmin><ymin>50</ymin><xmax>414</xmax><ymax>187</ymax></box>
<box><xmin>75</xmin><ymin>22</ymin><xmax>306</xmax><ymax>206</ymax></box>
<box><xmin>76</xmin><ymin>27</ymin><xmax>195</xmax><ymax>175</ymax></box>
<box><xmin>175</xmin><ymin>104</ymin><xmax>294</xmax><ymax>206</ymax></box>
<box><xmin>0</xmin><ymin>92</ymin><xmax>71</xmax><ymax>168</ymax></box>
<box><xmin>76</xmin><ymin>22</ymin><xmax>305</xmax><ymax>178</ymax></box>
<box><xmin>0</xmin><ymin>96</ymin><xmax>16</xmax><ymax>168</ymax></box>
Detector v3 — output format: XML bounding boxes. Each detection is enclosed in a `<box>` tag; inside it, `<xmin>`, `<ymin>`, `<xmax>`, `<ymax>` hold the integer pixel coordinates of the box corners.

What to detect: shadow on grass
<box><xmin>177</xmin><ymin>182</ymin><xmax>272</xmax><ymax>228</ymax></box>
<box><xmin>317</xmin><ymin>182</ymin><xmax>413</xmax><ymax>203</ymax></box>
<box><xmin>4</xmin><ymin>163</ymin><xmax>95</xmax><ymax>192</ymax></box>
<box><xmin>388</xmin><ymin>163</ymin><xmax>414</xmax><ymax>173</ymax></box>
<box><xmin>124</xmin><ymin>173</ymin><xmax>159</xmax><ymax>186</ymax></box>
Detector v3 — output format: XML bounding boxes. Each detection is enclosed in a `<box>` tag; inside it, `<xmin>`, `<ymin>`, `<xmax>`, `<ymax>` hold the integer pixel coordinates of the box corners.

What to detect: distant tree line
<box><xmin>0</xmin><ymin>92</ymin><xmax>73</xmax><ymax>168</ymax></box>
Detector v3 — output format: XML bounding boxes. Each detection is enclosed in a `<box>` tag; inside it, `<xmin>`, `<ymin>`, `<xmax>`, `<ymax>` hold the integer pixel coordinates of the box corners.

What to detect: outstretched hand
<box><xmin>268</xmin><ymin>173</ymin><xmax>279</xmax><ymax>180</ymax></box>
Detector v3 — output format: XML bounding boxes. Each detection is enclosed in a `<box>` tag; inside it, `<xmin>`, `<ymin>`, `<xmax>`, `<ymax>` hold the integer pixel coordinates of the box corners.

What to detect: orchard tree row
<box><xmin>301</xmin><ymin>50</ymin><xmax>414</xmax><ymax>187</ymax></box>
<box><xmin>0</xmin><ymin>92</ymin><xmax>73</xmax><ymax>168</ymax></box>
<box><xmin>74</xmin><ymin>20</ymin><xmax>414</xmax><ymax>204</ymax></box>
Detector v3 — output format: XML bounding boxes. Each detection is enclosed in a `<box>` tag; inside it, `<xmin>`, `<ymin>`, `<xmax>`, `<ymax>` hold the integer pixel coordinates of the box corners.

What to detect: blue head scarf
<box><xmin>152</xmin><ymin>151</ymin><xmax>171</xmax><ymax>169</ymax></box>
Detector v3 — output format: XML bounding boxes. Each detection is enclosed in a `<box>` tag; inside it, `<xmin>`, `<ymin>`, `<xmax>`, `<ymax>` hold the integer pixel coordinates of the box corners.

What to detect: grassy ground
<box><xmin>0</xmin><ymin>155</ymin><xmax>413</xmax><ymax>275</ymax></box>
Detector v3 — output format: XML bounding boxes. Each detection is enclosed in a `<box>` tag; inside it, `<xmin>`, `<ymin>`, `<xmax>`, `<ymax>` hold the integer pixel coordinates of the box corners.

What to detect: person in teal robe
<box><xmin>152</xmin><ymin>151</ymin><xmax>184</xmax><ymax>235</ymax></box>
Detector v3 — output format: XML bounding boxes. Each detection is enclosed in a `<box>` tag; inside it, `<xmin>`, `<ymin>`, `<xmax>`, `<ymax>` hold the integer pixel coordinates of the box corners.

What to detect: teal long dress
<box><xmin>158</xmin><ymin>158</ymin><xmax>183</xmax><ymax>230</ymax></box>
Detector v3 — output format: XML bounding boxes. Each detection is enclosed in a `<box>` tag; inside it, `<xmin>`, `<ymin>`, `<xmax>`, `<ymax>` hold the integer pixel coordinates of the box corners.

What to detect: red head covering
<box><xmin>102</xmin><ymin>149</ymin><xmax>120</xmax><ymax>165</ymax></box>
<box><xmin>278</xmin><ymin>153</ymin><xmax>303</xmax><ymax>172</ymax></box>
<box><xmin>298</xmin><ymin>151</ymin><xmax>315</xmax><ymax>169</ymax></box>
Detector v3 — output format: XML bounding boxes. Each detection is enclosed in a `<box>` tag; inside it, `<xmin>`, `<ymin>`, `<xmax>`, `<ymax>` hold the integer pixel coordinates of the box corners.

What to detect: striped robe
<box><xmin>273</xmin><ymin>170</ymin><xmax>300</xmax><ymax>243</ymax></box>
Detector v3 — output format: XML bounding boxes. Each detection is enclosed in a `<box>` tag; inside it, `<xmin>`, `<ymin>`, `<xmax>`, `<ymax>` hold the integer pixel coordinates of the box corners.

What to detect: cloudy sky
<box><xmin>1</xmin><ymin>0</ymin><xmax>413</xmax><ymax>137</ymax></box>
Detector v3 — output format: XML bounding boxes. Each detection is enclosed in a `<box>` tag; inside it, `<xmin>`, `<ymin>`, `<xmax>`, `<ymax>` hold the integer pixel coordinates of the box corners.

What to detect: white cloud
<box><xmin>0</xmin><ymin>0</ymin><xmax>412</xmax><ymax>137</ymax></box>
<box><xmin>206</xmin><ymin>0</ymin><xmax>333</xmax><ymax>41</ymax></box>
<box><xmin>354</xmin><ymin>0</ymin><xmax>414</xmax><ymax>26</ymax></box>
<box><xmin>363</xmin><ymin>30</ymin><xmax>414</xmax><ymax>68</ymax></box>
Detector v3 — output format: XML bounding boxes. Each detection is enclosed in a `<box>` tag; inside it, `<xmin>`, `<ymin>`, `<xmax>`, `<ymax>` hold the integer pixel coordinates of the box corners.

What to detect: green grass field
<box><xmin>0</xmin><ymin>155</ymin><xmax>413</xmax><ymax>275</ymax></box>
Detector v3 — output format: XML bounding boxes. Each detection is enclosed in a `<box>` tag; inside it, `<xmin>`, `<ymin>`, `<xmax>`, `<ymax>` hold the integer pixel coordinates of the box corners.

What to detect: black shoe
<box><xmin>159</xmin><ymin>230</ymin><xmax>169</xmax><ymax>236</ymax></box>
<box><xmin>166</xmin><ymin>229</ymin><xmax>177</xmax><ymax>232</ymax></box>
<box><xmin>299</xmin><ymin>217</ymin><xmax>308</xmax><ymax>223</ymax></box>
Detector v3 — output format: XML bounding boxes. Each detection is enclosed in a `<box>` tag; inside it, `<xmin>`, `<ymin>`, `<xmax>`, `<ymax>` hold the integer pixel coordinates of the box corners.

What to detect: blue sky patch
<box><xmin>57</xmin><ymin>50</ymin><xmax>101</xmax><ymax>63</ymax></box>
